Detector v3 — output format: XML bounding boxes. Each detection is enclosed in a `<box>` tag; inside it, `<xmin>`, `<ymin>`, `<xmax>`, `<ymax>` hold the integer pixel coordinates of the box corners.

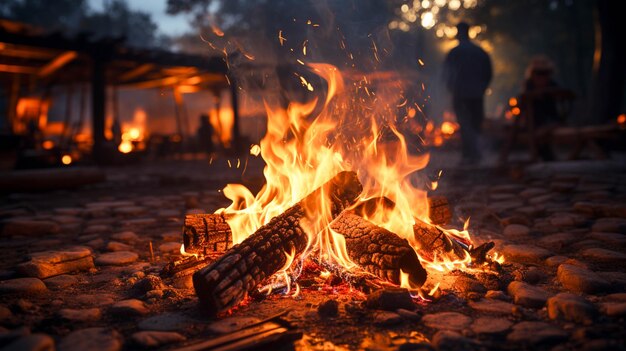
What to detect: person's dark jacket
<box><xmin>443</xmin><ymin>39</ymin><xmax>492</xmax><ymax>99</ymax></box>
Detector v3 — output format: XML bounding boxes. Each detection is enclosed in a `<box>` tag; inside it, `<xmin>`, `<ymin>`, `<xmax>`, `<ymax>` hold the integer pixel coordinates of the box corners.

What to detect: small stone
<box><xmin>16</xmin><ymin>246</ymin><xmax>94</xmax><ymax>279</ymax></box>
<box><xmin>95</xmin><ymin>251</ymin><xmax>138</xmax><ymax>266</ymax></box>
<box><xmin>557</xmin><ymin>264</ymin><xmax>610</xmax><ymax>294</ymax></box>
<box><xmin>587</xmin><ymin>232</ymin><xmax>626</xmax><ymax>245</ymax></box>
<box><xmin>581</xmin><ymin>248</ymin><xmax>626</xmax><ymax>263</ymax></box>
<box><xmin>129</xmin><ymin>276</ymin><xmax>165</xmax><ymax>297</ymax></box>
<box><xmin>365</xmin><ymin>288</ymin><xmax>415</xmax><ymax>311</ymax></box>
<box><xmin>485</xmin><ymin>290</ymin><xmax>509</xmax><ymax>301</ymax></box>
<box><xmin>83</xmin><ymin>224</ymin><xmax>112</xmax><ymax>234</ymax></box>
<box><xmin>138</xmin><ymin>312</ymin><xmax>191</xmax><ymax>331</ymax></box>
<box><xmin>43</xmin><ymin>275</ymin><xmax>79</xmax><ymax>289</ymax></box>
<box><xmin>396</xmin><ymin>308</ymin><xmax>421</xmax><ymax>321</ymax></box>
<box><xmin>1</xmin><ymin>334</ymin><xmax>55</xmax><ymax>351</ymax></box>
<box><xmin>469</xmin><ymin>299</ymin><xmax>515</xmax><ymax>315</ymax></box>
<box><xmin>207</xmin><ymin>316</ymin><xmax>260</xmax><ymax>334</ymax></box>
<box><xmin>0</xmin><ymin>305</ymin><xmax>14</xmax><ymax>323</ymax></box>
<box><xmin>471</xmin><ymin>317</ymin><xmax>512</xmax><ymax>334</ymax></box>
<box><xmin>0</xmin><ymin>278</ymin><xmax>46</xmax><ymax>294</ymax></box>
<box><xmin>74</xmin><ymin>294</ymin><xmax>115</xmax><ymax>306</ymax></box>
<box><xmin>431</xmin><ymin>330</ymin><xmax>473</xmax><ymax>351</ymax></box>
<box><xmin>537</xmin><ymin>233</ymin><xmax>577</xmax><ymax>251</ymax></box>
<box><xmin>422</xmin><ymin>312</ymin><xmax>472</xmax><ymax>331</ymax></box>
<box><xmin>549</xmin><ymin>215</ymin><xmax>576</xmax><ymax>227</ymax></box>
<box><xmin>599</xmin><ymin>302</ymin><xmax>626</xmax><ymax>317</ymax></box>
<box><xmin>131</xmin><ymin>331</ymin><xmax>185</xmax><ymax>348</ymax></box>
<box><xmin>507</xmin><ymin>281</ymin><xmax>551</xmax><ymax>308</ymax></box>
<box><xmin>592</xmin><ymin>218</ymin><xmax>626</xmax><ymax>233</ymax></box>
<box><xmin>502</xmin><ymin>245</ymin><xmax>551</xmax><ymax>263</ymax></box>
<box><xmin>452</xmin><ymin>275</ymin><xmax>486</xmax><ymax>295</ymax></box>
<box><xmin>109</xmin><ymin>299</ymin><xmax>149</xmax><ymax>316</ymax></box>
<box><xmin>106</xmin><ymin>241</ymin><xmax>132</xmax><ymax>252</ymax></box>
<box><xmin>58</xmin><ymin>328</ymin><xmax>121</xmax><ymax>351</ymax></box>
<box><xmin>547</xmin><ymin>293</ymin><xmax>595</xmax><ymax>324</ymax></box>
<box><xmin>58</xmin><ymin>308</ymin><xmax>102</xmax><ymax>322</ymax></box>
<box><xmin>158</xmin><ymin>242</ymin><xmax>180</xmax><ymax>253</ymax></box>
<box><xmin>317</xmin><ymin>299</ymin><xmax>339</xmax><ymax>318</ymax></box>
<box><xmin>110</xmin><ymin>231</ymin><xmax>139</xmax><ymax>243</ymax></box>
<box><xmin>373</xmin><ymin>311</ymin><xmax>403</xmax><ymax>326</ymax></box>
<box><xmin>545</xmin><ymin>256</ymin><xmax>569</xmax><ymax>267</ymax></box>
<box><xmin>1</xmin><ymin>219</ymin><xmax>60</xmax><ymax>237</ymax></box>
<box><xmin>503</xmin><ymin>224</ymin><xmax>530</xmax><ymax>238</ymax></box>
<box><xmin>506</xmin><ymin>321</ymin><xmax>568</xmax><ymax>345</ymax></box>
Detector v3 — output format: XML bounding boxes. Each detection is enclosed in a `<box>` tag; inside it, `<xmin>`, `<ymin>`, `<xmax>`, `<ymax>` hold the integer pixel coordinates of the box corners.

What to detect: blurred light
<box><xmin>250</xmin><ymin>144</ymin><xmax>261</xmax><ymax>156</ymax></box>
<box><xmin>444</xmin><ymin>25</ymin><xmax>457</xmax><ymax>38</ymax></box>
<box><xmin>618</xmin><ymin>113</ymin><xmax>626</xmax><ymax>125</ymax></box>
<box><xmin>509</xmin><ymin>97</ymin><xmax>518</xmax><ymax>107</ymax></box>
<box><xmin>441</xmin><ymin>121</ymin><xmax>457</xmax><ymax>135</ymax></box>
<box><xmin>118</xmin><ymin>140</ymin><xmax>133</xmax><ymax>154</ymax></box>
<box><xmin>413</xmin><ymin>0</ymin><xmax>422</xmax><ymax>9</ymax></box>
<box><xmin>401</xmin><ymin>4</ymin><xmax>409</xmax><ymax>12</ymax></box>
<box><xmin>431</xmin><ymin>6</ymin><xmax>440</xmax><ymax>14</ymax></box>
<box><xmin>486</xmin><ymin>88</ymin><xmax>493</xmax><ymax>96</ymax></box>
<box><xmin>505</xmin><ymin>110</ymin><xmax>513</xmax><ymax>120</ymax></box>
<box><xmin>434</xmin><ymin>0</ymin><xmax>446</xmax><ymax>6</ymax></box>
<box><xmin>408</xmin><ymin>107</ymin><xmax>417</xmax><ymax>118</ymax></box>
<box><xmin>511</xmin><ymin>107</ymin><xmax>521</xmax><ymax>116</ymax></box>
<box><xmin>421</xmin><ymin>12</ymin><xmax>435</xmax><ymax>29</ymax></box>
<box><xmin>399</xmin><ymin>22</ymin><xmax>410</xmax><ymax>31</ymax></box>
<box><xmin>42</xmin><ymin>140</ymin><xmax>54</xmax><ymax>150</ymax></box>
<box><xmin>463</xmin><ymin>0</ymin><xmax>478</xmax><ymax>8</ymax></box>
<box><xmin>422</xmin><ymin>0</ymin><xmax>431</xmax><ymax>8</ymax></box>
<box><xmin>407</xmin><ymin>13</ymin><xmax>417</xmax><ymax>22</ymax></box>
<box><xmin>449</xmin><ymin>0</ymin><xmax>461</xmax><ymax>10</ymax></box>
<box><xmin>61</xmin><ymin>155</ymin><xmax>72</xmax><ymax>165</ymax></box>
<box><xmin>436</xmin><ymin>28</ymin><xmax>444</xmax><ymax>38</ymax></box>
<box><xmin>389</xmin><ymin>21</ymin><xmax>398</xmax><ymax>29</ymax></box>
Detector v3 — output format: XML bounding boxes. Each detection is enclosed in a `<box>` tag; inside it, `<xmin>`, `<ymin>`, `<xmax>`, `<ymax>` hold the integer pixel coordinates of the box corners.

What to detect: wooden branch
<box><xmin>330</xmin><ymin>212</ymin><xmax>427</xmax><ymax>287</ymax></box>
<box><xmin>192</xmin><ymin>171</ymin><xmax>363</xmax><ymax>316</ymax></box>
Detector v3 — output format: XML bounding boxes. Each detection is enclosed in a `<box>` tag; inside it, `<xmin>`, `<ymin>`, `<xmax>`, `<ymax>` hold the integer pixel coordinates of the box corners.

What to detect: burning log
<box><xmin>330</xmin><ymin>212</ymin><xmax>427</xmax><ymax>288</ymax></box>
<box><xmin>412</xmin><ymin>218</ymin><xmax>468</xmax><ymax>262</ymax></box>
<box><xmin>427</xmin><ymin>196</ymin><xmax>452</xmax><ymax>225</ymax></box>
<box><xmin>192</xmin><ymin>171</ymin><xmax>363</xmax><ymax>316</ymax></box>
<box><xmin>183</xmin><ymin>213</ymin><xmax>233</xmax><ymax>255</ymax></box>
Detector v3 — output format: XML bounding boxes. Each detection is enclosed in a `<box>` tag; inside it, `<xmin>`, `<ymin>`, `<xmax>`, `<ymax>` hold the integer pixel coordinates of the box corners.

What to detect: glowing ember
<box><xmin>61</xmin><ymin>154</ymin><xmax>72</xmax><ymax>165</ymax></box>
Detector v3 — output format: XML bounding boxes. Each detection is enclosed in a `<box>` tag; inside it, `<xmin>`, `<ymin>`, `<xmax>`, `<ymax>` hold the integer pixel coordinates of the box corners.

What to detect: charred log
<box><xmin>330</xmin><ymin>212</ymin><xmax>427</xmax><ymax>287</ymax></box>
<box><xmin>192</xmin><ymin>171</ymin><xmax>363</xmax><ymax>316</ymax></box>
<box><xmin>427</xmin><ymin>196</ymin><xmax>452</xmax><ymax>225</ymax></box>
<box><xmin>183</xmin><ymin>213</ymin><xmax>232</xmax><ymax>255</ymax></box>
<box><xmin>412</xmin><ymin>218</ymin><xmax>468</xmax><ymax>262</ymax></box>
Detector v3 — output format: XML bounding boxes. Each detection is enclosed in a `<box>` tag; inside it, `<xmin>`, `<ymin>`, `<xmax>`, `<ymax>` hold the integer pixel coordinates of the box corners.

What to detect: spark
<box><xmin>278</xmin><ymin>30</ymin><xmax>286</xmax><ymax>46</ymax></box>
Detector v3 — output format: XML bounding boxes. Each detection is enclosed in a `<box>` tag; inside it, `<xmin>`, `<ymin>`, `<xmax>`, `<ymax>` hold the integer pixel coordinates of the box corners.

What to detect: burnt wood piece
<box><xmin>192</xmin><ymin>171</ymin><xmax>363</xmax><ymax>316</ymax></box>
<box><xmin>427</xmin><ymin>196</ymin><xmax>452</xmax><ymax>225</ymax></box>
<box><xmin>412</xmin><ymin>218</ymin><xmax>468</xmax><ymax>262</ymax></box>
<box><xmin>183</xmin><ymin>213</ymin><xmax>233</xmax><ymax>255</ymax></box>
<box><xmin>330</xmin><ymin>213</ymin><xmax>427</xmax><ymax>288</ymax></box>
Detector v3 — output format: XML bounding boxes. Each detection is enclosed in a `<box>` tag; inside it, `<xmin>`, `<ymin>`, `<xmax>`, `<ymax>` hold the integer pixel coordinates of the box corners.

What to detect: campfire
<box><xmin>163</xmin><ymin>63</ymin><xmax>501</xmax><ymax>317</ymax></box>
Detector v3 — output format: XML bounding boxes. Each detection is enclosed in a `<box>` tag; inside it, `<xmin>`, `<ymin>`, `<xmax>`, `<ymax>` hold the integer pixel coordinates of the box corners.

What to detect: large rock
<box><xmin>58</xmin><ymin>328</ymin><xmax>122</xmax><ymax>351</ymax></box>
<box><xmin>422</xmin><ymin>312</ymin><xmax>472</xmax><ymax>331</ymax></box>
<box><xmin>506</xmin><ymin>321</ymin><xmax>568</xmax><ymax>345</ymax></box>
<box><xmin>547</xmin><ymin>293</ymin><xmax>595</xmax><ymax>324</ymax></box>
<box><xmin>468</xmin><ymin>299</ymin><xmax>515</xmax><ymax>315</ymax></box>
<box><xmin>599</xmin><ymin>302</ymin><xmax>626</xmax><ymax>317</ymax></box>
<box><xmin>95</xmin><ymin>251</ymin><xmax>138</xmax><ymax>266</ymax></box>
<box><xmin>17</xmin><ymin>246</ymin><xmax>94</xmax><ymax>279</ymax></box>
<box><xmin>470</xmin><ymin>317</ymin><xmax>512</xmax><ymax>335</ymax></box>
<box><xmin>0</xmin><ymin>278</ymin><xmax>47</xmax><ymax>294</ymax></box>
<box><xmin>580</xmin><ymin>248</ymin><xmax>626</xmax><ymax>263</ymax></box>
<box><xmin>365</xmin><ymin>288</ymin><xmax>415</xmax><ymax>311</ymax></box>
<box><xmin>502</xmin><ymin>245</ymin><xmax>551</xmax><ymax>264</ymax></box>
<box><xmin>109</xmin><ymin>299</ymin><xmax>149</xmax><ymax>317</ymax></box>
<box><xmin>557</xmin><ymin>264</ymin><xmax>610</xmax><ymax>294</ymax></box>
<box><xmin>507</xmin><ymin>281</ymin><xmax>551</xmax><ymax>308</ymax></box>
<box><xmin>0</xmin><ymin>219</ymin><xmax>60</xmax><ymax>237</ymax></box>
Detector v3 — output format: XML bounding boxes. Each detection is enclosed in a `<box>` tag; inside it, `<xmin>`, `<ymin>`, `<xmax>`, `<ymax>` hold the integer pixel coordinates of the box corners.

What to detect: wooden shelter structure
<box><xmin>0</xmin><ymin>19</ymin><xmax>239</xmax><ymax>163</ymax></box>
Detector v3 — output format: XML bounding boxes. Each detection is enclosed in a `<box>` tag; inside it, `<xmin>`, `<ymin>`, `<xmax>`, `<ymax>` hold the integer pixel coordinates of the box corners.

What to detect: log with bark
<box><xmin>183</xmin><ymin>213</ymin><xmax>233</xmax><ymax>255</ymax></box>
<box><xmin>427</xmin><ymin>196</ymin><xmax>452</xmax><ymax>225</ymax></box>
<box><xmin>329</xmin><ymin>212</ymin><xmax>427</xmax><ymax>287</ymax></box>
<box><xmin>192</xmin><ymin>171</ymin><xmax>363</xmax><ymax>316</ymax></box>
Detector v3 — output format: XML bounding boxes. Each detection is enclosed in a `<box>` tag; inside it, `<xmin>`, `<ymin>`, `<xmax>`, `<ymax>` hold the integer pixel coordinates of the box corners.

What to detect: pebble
<box><xmin>109</xmin><ymin>231</ymin><xmax>139</xmax><ymax>243</ymax></box>
<box><xmin>468</xmin><ymin>299</ymin><xmax>515</xmax><ymax>315</ymax></box>
<box><xmin>422</xmin><ymin>312</ymin><xmax>472</xmax><ymax>331</ymax></box>
<box><xmin>0</xmin><ymin>305</ymin><xmax>14</xmax><ymax>323</ymax></box>
<box><xmin>599</xmin><ymin>302</ymin><xmax>626</xmax><ymax>317</ymax></box>
<box><xmin>1</xmin><ymin>333</ymin><xmax>55</xmax><ymax>351</ymax></box>
<box><xmin>83</xmin><ymin>224</ymin><xmax>112</xmax><ymax>234</ymax></box>
<box><xmin>547</xmin><ymin>293</ymin><xmax>595</xmax><ymax>324</ymax></box>
<box><xmin>503</xmin><ymin>224</ymin><xmax>530</xmax><ymax>238</ymax></box>
<box><xmin>373</xmin><ymin>311</ymin><xmax>403</xmax><ymax>326</ymax></box>
<box><xmin>0</xmin><ymin>278</ymin><xmax>47</xmax><ymax>294</ymax></box>
<box><xmin>74</xmin><ymin>294</ymin><xmax>116</xmax><ymax>306</ymax></box>
<box><xmin>537</xmin><ymin>233</ymin><xmax>577</xmax><ymax>251</ymax></box>
<box><xmin>592</xmin><ymin>218</ymin><xmax>626</xmax><ymax>233</ymax></box>
<box><xmin>0</xmin><ymin>219</ymin><xmax>60</xmax><ymax>237</ymax></box>
<box><xmin>113</xmin><ymin>206</ymin><xmax>146</xmax><ymax>216</ymax></box>
<box><xmin>506</xmin><ymin>321</ymin><xmax>568</xmax><ymax>345</ymax></box>
<box><xmin>131</xmin><ymin>331</ymin><xmax>185</xmax><ymax>348</ymax></box>
<box><xmin>43</xmin><ymin>275</ymin><xmax>79</xmax><ymax>289</ymax></box>
<box><xmin>58</xmin><ymin>308</ymin><xmax>102</xmax><ymax>322</ymax></box>
<box><xmin>502</xmin><ymin>245</ymin><xmax>551</xmax><ymax>263</ymax></box>
<box><xmin>129</xmin><ymin>276</ymin><xmax>165</xmax><ymax>297</ymax></box>
<box><xmin>158</xmin><ymin>242</ymin><xmax>181</xmax><ymax>253</ymax></box>
<box><xmin>106</xmin><ymin>241</ymin><xmax>132</xmax><ymax>252</ymax></box>
<box><xmin>138</xmin><ymin>312</ymin><xmax>191</xmax><ymax>331</ymax></box>
<box><xmin>17</xmin><ymin>246</ymin><xmax>94</xmax><ymax>279</ymax></box>
<box><xmin>557</xmin><ymin>264</ymin><xmax>610</xmax><ymax>294</ymax></box>
<box><xmin>431</xmin><ymin>330</ymin><xmax>473</xmax><ymax>351</ymax></box>
<box><xmin>58</xmin><ymin>328</ymin><xmax>121</xmax><ymax>351</ymax></box>
<box><xmin>545</xmin><ymin>256</ymin><xmax>569</xmax><ymax>267</ymax></box>
<box><xmin>580</xmin><ymin>248</ymin><xmax>626</xmax><ymax>263</ymax></box>
<box><xmin>507</xmin><ymin>281</ymin><xmax>551</xmax><ymax>308</ymax></box>
<box><xmin>485</xmin><ymin>290</ymin><xmax>509</xmax><ymax>301</ymax></box>
<box><xmin>470</xmin><ymin>317</ymin><xmax>512</xmax><ymax>334</ymax></box>
<box><xmin>95</xmin><ymin>251</ymin><xmax>139</xmax><ymax>266</ymax></box>
<box><xmin>317</xmin><ymin>299</ymin><xmax>339</xmax><ymax>318</ymax></box>
<box><xmin>109</xmin><ymin>299</ymin><xmax>149</xmax><ymax>317</ymax></box>
<box><xmin>587</xmin><ymin>232</ymin><xmax>626</xmax><ymax>245</ymax></box>
<box><xmin>365</xmin><ymin>288</ymin><xmax>415</xmax><ymax>311</ymax></box>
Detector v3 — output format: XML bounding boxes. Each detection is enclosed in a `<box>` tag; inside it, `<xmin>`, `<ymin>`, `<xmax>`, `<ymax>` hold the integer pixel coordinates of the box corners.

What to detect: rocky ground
<box><xmin>1</xmin><ymin>156</ymin><xmax>625</xmax><ymax>351</ymax></box>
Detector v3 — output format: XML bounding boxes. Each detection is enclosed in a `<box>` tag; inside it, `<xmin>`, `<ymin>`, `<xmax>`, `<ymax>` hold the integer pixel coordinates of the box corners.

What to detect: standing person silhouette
<box><xmin>443</xmin><ymin>22</ymin><xmax>492</xmax><ymax>165</ymax></box>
